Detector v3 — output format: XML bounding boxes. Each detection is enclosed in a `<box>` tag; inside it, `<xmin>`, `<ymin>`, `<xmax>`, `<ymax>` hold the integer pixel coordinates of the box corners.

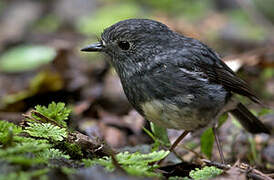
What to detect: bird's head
<box><xmin>81</xmin><ymin>19</ymin><xmax>175</xmax><ymax>65</ymax></box>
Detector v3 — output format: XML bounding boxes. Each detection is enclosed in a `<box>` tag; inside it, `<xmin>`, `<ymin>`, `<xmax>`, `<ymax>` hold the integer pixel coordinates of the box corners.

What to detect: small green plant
<box><xmin>0</xmin><ymin>102</ymin><xmax>72</xmax><ymax>179</ymax></box>
<box><xmin>83</xmin><ymin>150</ymin><xmax>169</xmax><ymax>177</ymax></box>
<box><xmin>24</xmin><ymin>122</ymin><xmax>67</xmax><ymax>141</ymax></box>
<box><xmin>143</xmin><ymin>122</ymin><xmax>170</xmax><ymax>151</ymax></box>
<box><xmin>200</xmin><ymin>128</ymin><xmax>214</xmax><ymax>159</ymax></box>
<box><xmin>33</xmin><ymin>102</ymin><xmax>71</xmax><ymax>127</ymax></box>
<box><xmin>0</xmin><ymin>101</ymin><xmax>225</xmax><ymax>180</ymax></box>
<box><xmin>0</xmin><ymin>168</ymin><xmax>49</xmax><ymax>180</ymax></box>
<box><xmin>0</xmin><ymin>120</ymin><xmax>22</xmax><ymax>134</ymax></box>
<box><xmin>189</xmin><ymin>166</ymin><xmax>223</xmax><ymax>180</ymax></box>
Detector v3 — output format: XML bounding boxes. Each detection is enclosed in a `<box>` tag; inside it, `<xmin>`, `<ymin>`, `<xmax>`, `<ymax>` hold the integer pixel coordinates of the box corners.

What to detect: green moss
<box><xmin>63</xmin><ymin>142</ymin><xmax>83</xmax><ymax>159</ymax></box>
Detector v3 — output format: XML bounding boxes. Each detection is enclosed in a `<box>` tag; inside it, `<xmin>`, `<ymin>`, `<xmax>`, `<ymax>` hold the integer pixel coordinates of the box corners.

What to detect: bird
<box><xmin>81</xmin><ymin>18</ymin><xmax>270</xmax><ymax>163</ymax></box>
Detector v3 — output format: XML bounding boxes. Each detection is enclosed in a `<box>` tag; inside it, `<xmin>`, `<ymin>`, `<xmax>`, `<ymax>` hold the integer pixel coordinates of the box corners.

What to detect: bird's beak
<box><xmin>81</xmin><ymin>42</ymin><xmax>103</xmax><ymax>52</ymax></box>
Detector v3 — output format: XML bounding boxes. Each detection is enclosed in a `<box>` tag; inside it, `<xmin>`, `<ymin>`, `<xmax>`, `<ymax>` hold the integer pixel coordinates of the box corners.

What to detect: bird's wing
<box><xmin>188</xmin><ymin>45</ymin><xmax>262</xmax><ymax>104</ymax></box>
<box><xmin>146</xmin><ymin>39</ymin><xmax>261</xmax><ymax>104</ymax></box>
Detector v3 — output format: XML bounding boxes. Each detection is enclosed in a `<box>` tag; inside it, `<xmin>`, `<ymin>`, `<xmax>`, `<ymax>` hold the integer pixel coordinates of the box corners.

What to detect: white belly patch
<box><xmin>141</xmin><ymin>99</ymin><xmax>210</xmax><ymax>130</ymax></box>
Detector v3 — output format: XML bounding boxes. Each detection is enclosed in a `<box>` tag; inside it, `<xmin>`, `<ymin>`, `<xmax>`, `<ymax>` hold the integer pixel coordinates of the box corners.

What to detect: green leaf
<box><xmin>189</xmin><ymin>166</ymin><xmax>223</xmax><ymax>180</ymax></box>
<box><xmin>150</xmin><ymin>122</ymin><xmax>170</xmax><ymax>147</ymax></box>
<box><xmin>24</xmin><ymin>122</ymin><xmax>67</xmax><ymax>141</ymax></box>
<box><xmin>218</xmin><ymin>113</ymin><xmax>228</xmax><ymax>128</ymax></box>
<box><xmin>201</xmin><ymin>128</ymin><xmax>214</xmax><ymax>159</ymax></box>
<box><xmin>0</xmin><ymin>45</ymin><xmax>56</xmax><ymax>73</ymax></box>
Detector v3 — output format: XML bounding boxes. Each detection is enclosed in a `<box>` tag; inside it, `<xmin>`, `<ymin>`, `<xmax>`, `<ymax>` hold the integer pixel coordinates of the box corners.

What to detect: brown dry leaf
<box><xmin>103</xmin><ymin>125</ymin><xmax>127</xmax><ymax>148</ymax></box>
<box><xmin>122</xmin><ymin>110</ymin><xmax>144</xmax><ymax>134</ymax></box>
<box><xmin>98</xmin><ymin>109</ymin><xmax>126</xmax><ymax>127</ymax></box>
<box><xmin>73</xmin><ymin>100</ymin><xmax>92</xmax><ymax>115</ymax></box>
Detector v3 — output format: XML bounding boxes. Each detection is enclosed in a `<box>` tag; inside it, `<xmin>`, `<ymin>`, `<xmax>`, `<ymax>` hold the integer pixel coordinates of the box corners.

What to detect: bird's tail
<box><xmin>230</xmin><ymin>103</ymin><xmax>270</xmax><ymax>134</ymax></box>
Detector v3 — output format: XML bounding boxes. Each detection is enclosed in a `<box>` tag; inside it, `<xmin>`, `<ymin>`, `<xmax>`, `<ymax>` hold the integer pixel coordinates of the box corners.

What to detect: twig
<box><xmin>67</xmin><ymin>131</ymin><xmax>106</xmax><ymax>156</ymax></box>
<box><xmin>246</xmin><ymin>168</ymin><xmax>273</xmax><ymax>180</ymax></box>
<box><xmin>202</xmin><ymin>159</ymin><xmax>273</xmax><ymax>180</ymax></box>
<box><xmin>202</xmin><ymin>159</ymin><xmax>230</xmax><ymax>170</ymax></box>
<box><xmin>67</xmin><ymin>131</ymin><xmax>126</xmax><ymax>172</ymax></box>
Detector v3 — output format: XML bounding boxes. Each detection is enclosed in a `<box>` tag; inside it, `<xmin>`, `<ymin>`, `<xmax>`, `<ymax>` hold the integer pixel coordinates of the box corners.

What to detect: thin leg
<box><xmin>212</xmin><ymin>127</ymin><xmax>225</xmax><ymax>164</ymax></box>
<box><xmin>158</xmin><ymin>130</ymin><xmax>190</xmax><ymax>165</ymax></box>
<box><xmin>170</xmin><ymin>130</ymin><xmax>190</xmax><ymax>152</ymax></box>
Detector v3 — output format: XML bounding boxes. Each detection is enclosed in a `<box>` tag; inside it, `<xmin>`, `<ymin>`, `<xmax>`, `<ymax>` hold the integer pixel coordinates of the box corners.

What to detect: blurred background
<box><xmin>0</xmin><ymin>0</ymin><xmax>273</xmax><ymax>171</ymax></box>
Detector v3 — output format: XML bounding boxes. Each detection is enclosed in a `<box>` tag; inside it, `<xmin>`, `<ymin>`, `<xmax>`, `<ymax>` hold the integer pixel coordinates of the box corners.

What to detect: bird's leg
<box><xmin>158</xmin><ymin>130</ymin><xmax>190</xmax><ymax>165</ymax></box>
<box><xmin>170</xmin><ymin>130</ymin><xmax>190</xmax><ymax>152</ymax></box>
<box><xmin>212</xmin><ymin>126</ymin><xmax>225</xmax><ymax>164</ymax></box>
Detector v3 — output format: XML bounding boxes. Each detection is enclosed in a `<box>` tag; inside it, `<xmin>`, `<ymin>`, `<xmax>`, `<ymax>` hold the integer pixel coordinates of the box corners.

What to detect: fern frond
<box><xmin>24</xmin><ymin>122</ymin><xmax>67</xmax><ymax>141</ymax></box>
<box><xmin>34</xmin><ymin>102</ymin><xmax>71</xmax><ymax>127</ymax></box>
<box><xmin>0</xmin><ymin>142</ymin><xmax>51</xmax><ymax>157</ymax></box>
<box><xmin>3</xmin><ymin>155</ymin><xmax>46</xmax><ymax>165</ymax></box>
<box><xmin>0</xmin><ymin>168</ymin><xmax>49</xmax><ymax>180</ymax></box>
<box><xmin>0</xmin><ymin>120</ymin><xmax>22</xmax><ymax>134</ymax></box>
<box><xmin>13</xmin><ymin>136</ymin><xmax>49</xmax><ymax>144</ymax></box>
<box><xmin>83</xmin><ymin>150</ymin><xmax>169</xmax><ymax>177</ymax></box>
<box><xmin>117</xmin><ymin>150</ymin><xmax>169</xmax><ymax>165</ymax></box>
<box><xmin>0</xmin><ymin>141</ymin><xmax>51</xmax><ymax>165</ymax></box>
<box><xmin>189</xmin><ymin>166</ymin><xmax>223</xmax><ymax>180</ymax></box>
<box><xmin>36</xmin><ymin>148</ymin><xmax>70</xmax><ymax>159</ymax></box>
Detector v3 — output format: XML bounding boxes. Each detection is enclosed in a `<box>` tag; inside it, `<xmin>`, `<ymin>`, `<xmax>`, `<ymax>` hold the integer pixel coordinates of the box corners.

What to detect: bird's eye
<box><xmin>118</xmin><ymin>41</ymin><xmax>130</xmax><ymax>50</ymax></box>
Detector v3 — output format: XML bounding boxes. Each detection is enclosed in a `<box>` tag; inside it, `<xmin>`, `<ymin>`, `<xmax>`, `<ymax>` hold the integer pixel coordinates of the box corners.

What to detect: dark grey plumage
<box><xmin>82</xmin><ymin>19</ymin><xmax>270</xmax><ymax>134</ymax></box>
